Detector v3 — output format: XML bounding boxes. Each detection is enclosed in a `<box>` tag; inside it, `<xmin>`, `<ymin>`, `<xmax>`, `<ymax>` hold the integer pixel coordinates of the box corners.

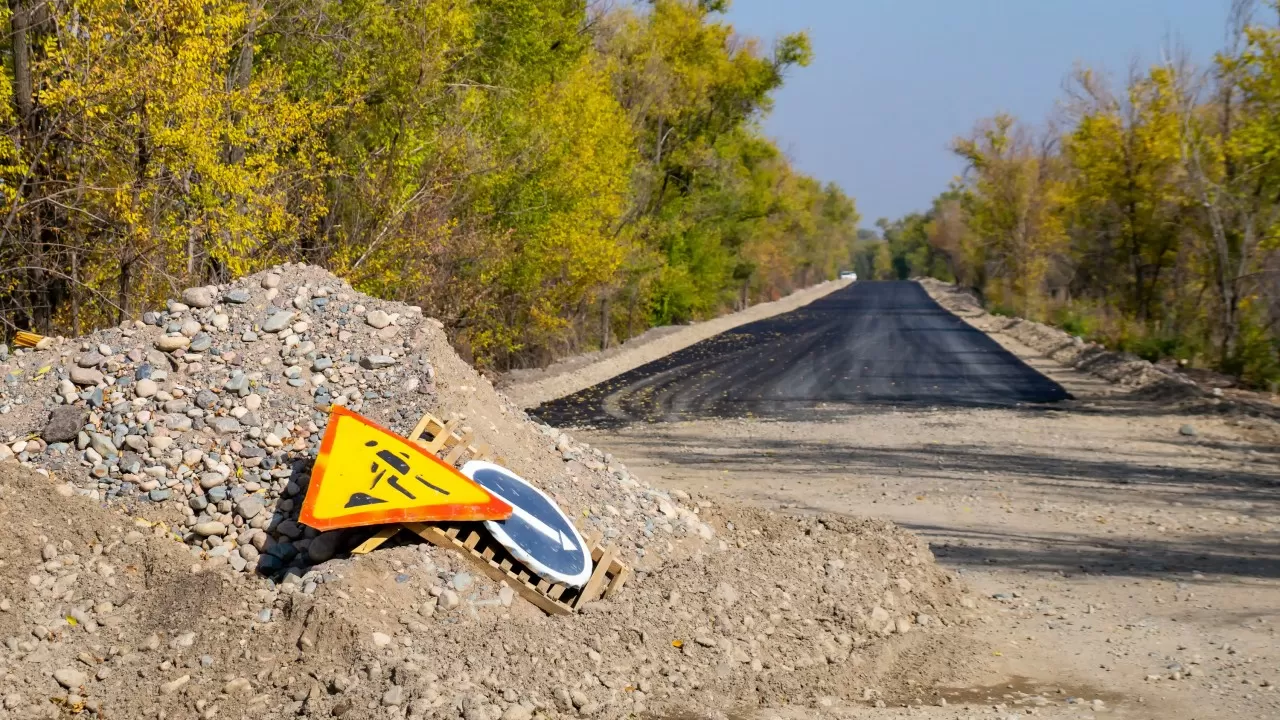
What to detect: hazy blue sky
<box><xmin>723</xmin><ymin>0</ymin><xmax>1233</xmax><ymax>224</ymax></box>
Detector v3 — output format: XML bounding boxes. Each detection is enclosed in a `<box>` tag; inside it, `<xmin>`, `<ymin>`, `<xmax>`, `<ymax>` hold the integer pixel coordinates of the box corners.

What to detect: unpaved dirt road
<box><xmin>541</xmin><ymin>281</ymin><xmax>1280</xmax><ymax>720</ymax></box>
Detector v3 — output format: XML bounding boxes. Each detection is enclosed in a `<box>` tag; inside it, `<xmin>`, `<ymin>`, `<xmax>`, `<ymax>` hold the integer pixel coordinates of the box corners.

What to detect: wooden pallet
<box><xmin>348</xmin><ymin>412</ymin><xmax>629</xmax><ymax>614</ymax></box>
<box><xmin>403</xmin><ymin>522</ymin><xmax>629</xmax><ymax>615</ymax></box>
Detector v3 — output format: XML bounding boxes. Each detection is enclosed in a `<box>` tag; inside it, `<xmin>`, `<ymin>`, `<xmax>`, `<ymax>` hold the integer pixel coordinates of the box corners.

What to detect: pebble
<box><xmin>365</xmin><ymin>310</ymin><xmax>392</xmax><ymax>329</ymax></box>
<box><xmin>135</xmin><ymin>378</ymin><xmax>158</xmax><ymax>398</ymax></box>
<box><xmin>194</xmin><ymin>522</ymin><xmax>227</xmax><ymax>537</ymax></box>
<box><xmin>1179</xmin><ymin>424</ymin><xmax>1197</xmax><ymax>437</ymax></box>
<box><xmin>69</xmin><ymin>367</ymin><xmax>103</xmax><ymax>386</ymax></box>
<box><xmin>381</xmin><ymin>686</ymin><xmax>404</xmax><ymax>706</ymax></box>
<box><xmin>360</xmin><ymin>355</ymin><xmax>395</xmax><ymax>369</ymax></box>
<box><xmin>53</xmin><ymin>668</ymin><xmax>86</xmax><ymax>689</ymax></box>
<box><xmin>263</xmin><ymin>312</ymin><xmax>295</xmax><ymax>333</ymax></box>
<box><xmin>182</xmin><ymin>287</ymin><xmax>214</xmax><ymax>308</ymax></box>
<box><xmin>160</xmin><ymin>675</ymin><xmax>190</xmax><ymax>694</ymax></box>
<box><xmin>156</xmin><ymin>335</ymin><xmax>190</xmax><ymax>352</ymax></box>
<box><xmin>372</xmin><ymin>632</ymin><xmax>391</xmax><ymax>647</ymax></box>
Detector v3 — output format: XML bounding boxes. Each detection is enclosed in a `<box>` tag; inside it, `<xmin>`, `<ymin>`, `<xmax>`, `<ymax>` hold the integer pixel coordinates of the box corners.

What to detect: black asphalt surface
<box><xmin>531</xmin><ymin>281</ymin><xmax>1070</xmax><ymax>427</ymax></box>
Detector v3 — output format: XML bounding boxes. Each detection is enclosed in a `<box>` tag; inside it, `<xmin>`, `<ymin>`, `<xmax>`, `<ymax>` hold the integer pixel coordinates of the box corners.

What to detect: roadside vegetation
<box><xmin>863</xmin><ymin>2</ymin><xmax>1280</xmax><ymax>389</ymax></box>
<box><xmin>0</xmin><ymin>0</ymin><xmax>858</xmax><ymax>369</ymax></box>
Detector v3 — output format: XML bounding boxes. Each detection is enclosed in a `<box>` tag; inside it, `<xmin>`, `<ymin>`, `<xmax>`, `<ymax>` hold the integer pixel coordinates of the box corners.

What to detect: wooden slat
<box><xmin>403</xmin><ymin>522</ymin><xmax>573</xmax><ymax>616</ymax></box>
<box><xmin>350</xmin><ymin>526</ymin><xmax>399</xmax><ymax>555</ymax></box>
<box><xmin>421</xmin><ymin>418</ymin><xmax>460</xmax><ymax>454</ymax></box>
<box><xmin>603</xmin><ymin>563</ymin><xmax>631</xmax><ymax>599</ymax></box>
<box><xmin>409</xmin><ymin>414</ymin><xmax>434</xmax><ymax>445</ymax></box>
<box><xmin>463</xmin><ymin>531</ymin><xmax>481</xmax><ymax>550</ymax></box>
<box><xmin>575</xmin><ymin>546</ymin><xmax>617</xmax><ymax>609</ymax></box>
<box><xmin>443</xmin><ymin>430</ymin><xmax>474</xmax><ymax>465</ymax></box>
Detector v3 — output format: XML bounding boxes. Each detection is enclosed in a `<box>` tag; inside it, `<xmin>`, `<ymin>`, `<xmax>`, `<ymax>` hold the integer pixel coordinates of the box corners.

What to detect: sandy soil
<box><xmin>574</xmin><ymin>305</ymin><xmax>1280</xmax><ymax>720</ymax></box>
<box><xmin>501</xmin><ymin>279</ymin><xmax>851</xmax><ymax>409</ymax></box>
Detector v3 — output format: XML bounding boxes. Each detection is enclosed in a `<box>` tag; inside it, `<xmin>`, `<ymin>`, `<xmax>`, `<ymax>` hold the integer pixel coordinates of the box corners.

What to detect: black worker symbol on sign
<box><xmin>343</xmin><ymin>440</ymin><xmax>452</xmax><ymax>509</ymax></box>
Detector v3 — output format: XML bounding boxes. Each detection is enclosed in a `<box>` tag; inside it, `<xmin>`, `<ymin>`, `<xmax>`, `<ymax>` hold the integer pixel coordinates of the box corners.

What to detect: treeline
<box><xmin>877</xmin><ymin>3</ymin><xmax>1280</xmax><ymax>388</ymax></box>
<box><xmin>0</xmin><ymin>0</ymin><xmax>858</xmax><ymax>368</ymax></box>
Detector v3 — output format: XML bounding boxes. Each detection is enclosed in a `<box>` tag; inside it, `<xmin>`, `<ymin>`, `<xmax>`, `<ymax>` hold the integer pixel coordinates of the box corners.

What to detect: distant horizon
<box><xmin>722</xmin><ymin>0</ymin><xmax>1232</xmax><ymax>225</ymax></box>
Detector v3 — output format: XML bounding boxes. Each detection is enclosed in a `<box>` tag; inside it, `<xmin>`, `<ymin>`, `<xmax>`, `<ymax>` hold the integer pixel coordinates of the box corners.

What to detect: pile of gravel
<box><xmin>0</xmin><ymin>265</ymin><xmax>713</xmax><ymax>582</ymax></box>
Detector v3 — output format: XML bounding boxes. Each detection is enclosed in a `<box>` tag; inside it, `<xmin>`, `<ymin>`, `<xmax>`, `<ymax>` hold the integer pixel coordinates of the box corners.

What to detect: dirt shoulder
<box><xmin>500</xmin><ymin>278</ymin><xmax>851</xmax><ymax>409</ymax></box>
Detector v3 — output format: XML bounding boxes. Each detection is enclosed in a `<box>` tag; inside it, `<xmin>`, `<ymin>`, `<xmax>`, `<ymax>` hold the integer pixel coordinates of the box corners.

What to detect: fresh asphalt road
<box><xmin>531</xmin><ymin>281</ymin><xmax>1070</xmax><ymax>427</ymax></box>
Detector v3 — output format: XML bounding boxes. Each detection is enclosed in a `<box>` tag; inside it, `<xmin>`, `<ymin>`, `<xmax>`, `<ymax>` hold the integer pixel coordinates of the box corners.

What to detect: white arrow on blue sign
<box><xmin>461</xmin><ymin>460</ymin><xmax>593</xmax><ymax>587</ymax></box>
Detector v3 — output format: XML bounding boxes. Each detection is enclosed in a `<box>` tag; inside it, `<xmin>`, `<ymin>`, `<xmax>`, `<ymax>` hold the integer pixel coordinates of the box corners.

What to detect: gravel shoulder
<box><xmin>500</xmin><ymin>278</ymin><xmax>851</xmax><ymax>409</ymax></box>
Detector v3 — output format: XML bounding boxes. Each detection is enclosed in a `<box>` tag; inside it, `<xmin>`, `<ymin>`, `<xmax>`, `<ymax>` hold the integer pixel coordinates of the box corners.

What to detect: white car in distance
<box><xmin>839</xmin><ymin>271</ymin><xmax>858</xmax><ymax>281</ymax></box>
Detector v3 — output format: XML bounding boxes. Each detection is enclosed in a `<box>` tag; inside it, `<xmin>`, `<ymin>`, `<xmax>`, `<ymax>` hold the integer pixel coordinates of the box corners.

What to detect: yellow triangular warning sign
<box><xmin>299</xmin><ymin>407</ymin><xmax>511</xmax><ymax>531</ymax></box>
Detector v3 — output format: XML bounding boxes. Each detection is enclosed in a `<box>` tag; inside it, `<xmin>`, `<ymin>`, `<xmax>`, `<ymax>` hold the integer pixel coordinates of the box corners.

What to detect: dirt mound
<box><xmin>0</xmin><ymin>265</ymin><xmax>981</xmax><ymax>718</ymax></box>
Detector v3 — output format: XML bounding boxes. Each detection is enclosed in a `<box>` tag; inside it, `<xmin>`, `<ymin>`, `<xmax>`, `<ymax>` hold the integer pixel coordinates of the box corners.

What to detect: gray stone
<box><xmin>312</xmin><ymin>357</ymin><xmax>332</xmax><ymax>372</ymax></box>
<box><xmin>276</xmin><ymin>519</ymin><xmax>304</xmax><ymax>539</ymax></box>
<box><xmin>149</xmin><ymin>488</ymin><xmax>172</xmax><ymax>502</ymax></box>
<box><xmin>365</xmin><ymin>310</ymin><xmax>392</xmax><ymax>329</ymax></box>
<box><xmin>43</xmin><ymin>406</ymin><xmax>85</xmax><ymax>443</ymax></box>
<box><xmin>241</xmin><ymin>330</ymin><xmax>258</xmax><ymax>342</ymax></box>
<box><xmin>182</xmin><ymin>287</ymin><xmax>214</xmax><ymax>308</ymax></box>
<box><xmin>235</xmin><ymin>496</ymin><xmax>264</xmax><ymax>520</ymax></box>
<box><xmin>183</xmin><ymin>287</ymin><xmax>214</xmax><ymax>308</ymax></box>
<box><xmin>360</xmin><ymin>355</ymin><xmax>395</xmax><ymax>370</ymax></box>
<box><xmin>69</xmin><ymin>367</ymin><xmax>103</xmax><ymax>386</ymax></box>
<box><xmin>195</xmin><ymin>390</ymin><xmax>218</xmax><ymax>409</ymax></box>
<box><xmin>452</xmin><ymin>572</ymin><xmax>473</xmax><ymax>592</ymax></box>
<box><xmin>189</xmin><ymin>334</ymin><xmax>212</xmax><ymax>353</ymax></box>
<box><xmin>164</xmin><ymin>414</ymin><xmax>193</xmax><ymax>432</ymax></box>
<box><xmin>77</xmin><ymin>352</ymin><xmax>104</xmax><ymax>368</ymax></box>
<box><xmin>1179</xmin><ymin>424</ymin><xmax>1197</xmax><ymax>437</ymax></box>
<box><xmin>223</xmin><ymin>289</ymin><xmax>251</xmax><ymax>304</ymax></box>
<box><xmin>263</xmin><ymin>312</ymin><xmax>295</xmax><ymax>333</ymax></box>
<box><xmin>262</xmin><ymin>273</ymin><xmax>281</xmax><ymax>289</ymax></box>
<box><xmin>225</xmin><ymin>372</ymin><xmax>248</xmax><ymax>393</ymax></box>
<box><xmin>199</xmin><ymin>473</ymin><xmax>226</xmax><ymax>490</ymax></box>
<box><xmin>89</xmin><ymin>433</ymin><xmax>118</xmax><ymax>459</ymax></box>
<box><xmin>307</xmin><ymin>531</ymin><xmax>343</xmax><ymax>563</ymax></box>
<box><xmin>211</xmin><ymin>417</ymin><xmax>241</xmax><ymax>434</ymax></box>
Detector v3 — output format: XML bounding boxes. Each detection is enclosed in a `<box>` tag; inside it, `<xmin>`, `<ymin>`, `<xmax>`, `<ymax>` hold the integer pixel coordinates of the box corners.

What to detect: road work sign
<box><xmin>461</xmin><ymin>460</ymin><xmax>592</xmax><ymax>587</ymax></box>
<box><xmin>300</xmin><ymin>407</ymin><xmax>512</xmax><ymax>531</ymax></box>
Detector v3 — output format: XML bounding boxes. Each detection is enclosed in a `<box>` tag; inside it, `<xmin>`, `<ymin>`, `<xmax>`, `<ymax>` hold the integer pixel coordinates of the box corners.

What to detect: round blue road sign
<box><xmin>461</xmin><ymin>460</ymin><xmax>593</xmax><ymax>587</ymax></box>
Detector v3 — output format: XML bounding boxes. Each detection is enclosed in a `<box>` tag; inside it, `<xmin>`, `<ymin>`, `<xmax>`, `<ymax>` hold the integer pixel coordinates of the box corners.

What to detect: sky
<box><xmin>723</xmin><ymin>0</ymin><xmax>1233</xmax><ymax>224</ymax></box>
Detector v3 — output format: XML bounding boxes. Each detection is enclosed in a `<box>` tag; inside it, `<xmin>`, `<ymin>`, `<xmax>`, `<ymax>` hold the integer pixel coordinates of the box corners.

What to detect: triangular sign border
<box><xmin>299</xmin><ymin>406</ymin><xmax>512</xmax><ymax>531</ymax></box>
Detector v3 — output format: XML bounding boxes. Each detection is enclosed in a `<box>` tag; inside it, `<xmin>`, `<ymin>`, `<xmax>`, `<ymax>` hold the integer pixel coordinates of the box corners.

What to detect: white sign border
<box><xmin>461</xmin><ymin>460</ymin><xmax>593</xmax><ymax>588</ymax></box>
